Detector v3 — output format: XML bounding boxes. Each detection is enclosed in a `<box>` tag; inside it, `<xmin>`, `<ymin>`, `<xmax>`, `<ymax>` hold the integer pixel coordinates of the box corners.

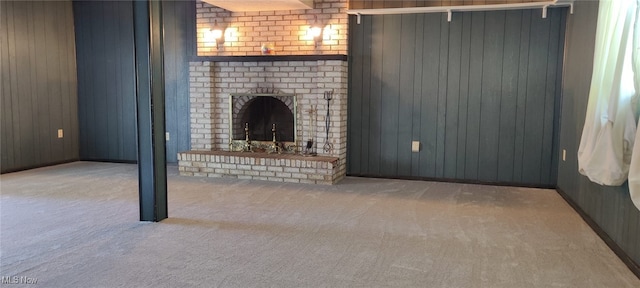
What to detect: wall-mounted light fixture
<box><xmin>308</xmin><ymin>16</ymin><xmax>323</xmax><ymax>47</ymax></box>
<box><xmin>210</xmin><ymin>20</ymin><xmax>225</xmax><ymax>48</ymax></box>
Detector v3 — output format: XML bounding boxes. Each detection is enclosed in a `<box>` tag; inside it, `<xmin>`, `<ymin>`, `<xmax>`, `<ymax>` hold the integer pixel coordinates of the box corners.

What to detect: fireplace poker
<box><xmin>323</xmin><ymin>91</ymin><xmax>333</xmax><ymax>153</ymax></box>
<box><xmin>303</xmin><ymin>105</ymin><xmax>317</xmax><ymax>156</ymax></box>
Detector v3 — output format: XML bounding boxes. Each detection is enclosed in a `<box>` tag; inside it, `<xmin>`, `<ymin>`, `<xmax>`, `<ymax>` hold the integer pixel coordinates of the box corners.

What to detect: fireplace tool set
<box><xmin>303</xmin><ymin>105</ymin><xmax>317</xmax><ymax>156</ymax></box>
<box><xmin>299</xmin><ymin>90</ymin><xmax>336</xmax><ymax>156</ymax></box>
<box><xmin>323</xmin><ymin>90</ymin><xmax>334</xmax><ymax>153</ymax></box>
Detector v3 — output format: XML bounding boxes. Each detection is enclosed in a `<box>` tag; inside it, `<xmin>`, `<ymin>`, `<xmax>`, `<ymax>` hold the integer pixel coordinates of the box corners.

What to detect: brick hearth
<box><xmin>178</xmin><ymin>150</ymin><xmax>341</xmax><ymax>185</ymax></box>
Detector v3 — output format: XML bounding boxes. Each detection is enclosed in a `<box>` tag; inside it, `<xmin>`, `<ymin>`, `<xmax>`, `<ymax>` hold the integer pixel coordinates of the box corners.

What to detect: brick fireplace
<box><xmin>178</xmin><ymin>59</ymin><xmax>348</xmax><ymax>184</ymax></box>
<box><xmin>178</xmin><ymin>0</ymin><xmax>349</xmax><ymax>184</ymax></box>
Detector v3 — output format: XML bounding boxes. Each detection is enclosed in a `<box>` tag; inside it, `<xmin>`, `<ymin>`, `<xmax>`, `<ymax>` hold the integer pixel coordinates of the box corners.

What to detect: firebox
<box><xmin>229</xmin><ymin>91</ymin><xmax>297</xmax><ymax>153</ymax></box>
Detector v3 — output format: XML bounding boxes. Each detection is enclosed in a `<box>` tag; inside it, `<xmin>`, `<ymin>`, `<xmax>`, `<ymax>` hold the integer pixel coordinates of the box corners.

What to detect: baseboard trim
<box><xmin>346</xmin><ymin>173</ymin><xmax>555</xmax><ymax>190</ymax></box>
<box><xmin>0</xmin><ymin>159</ymin><xmax>79</xmax><ymax>174</ymax></box>
<box><xmin>556</xmin><ymin>187</ymin><xmax>640</xmax><ymax>280</ymax></box>
<box><xmin>79</xmin><ymin>159</ymin><xmax>138</xmax><ymax>164</ymax></box>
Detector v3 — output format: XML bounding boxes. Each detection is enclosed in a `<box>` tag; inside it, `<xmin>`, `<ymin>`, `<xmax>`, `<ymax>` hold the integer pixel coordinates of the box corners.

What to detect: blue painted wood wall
<box><xmin>348</xmin><ymin>9</ymin><xmax>566</xmax><ymax>187</ymax></box>
<box><xmin>558</xmin><ymin>0</ymin><xmax>640</xmax><ymax>270</ymax></box>
<box><xmin>1</xmin><ymin>0</ymin><xmax>79</xmax><ymax>173</ymax></box>
<box><xmin>74</xmin><ymin>0</ymin><xmax>194</xmax><ymax>163</ymax></box>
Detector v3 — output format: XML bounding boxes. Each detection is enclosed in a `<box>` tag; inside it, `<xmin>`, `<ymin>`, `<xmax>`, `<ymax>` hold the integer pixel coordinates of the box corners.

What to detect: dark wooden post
<box><xmin>133</xmin><ymin>0</ymin><xmax>167</xmax><ymax>222</ymax></box>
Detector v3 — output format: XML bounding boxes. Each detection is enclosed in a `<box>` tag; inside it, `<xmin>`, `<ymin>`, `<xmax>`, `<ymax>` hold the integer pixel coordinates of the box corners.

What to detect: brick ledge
<box><xmin>180</xmin><ymin>150</ymin><xmax>338</xmax><ymax>163</ymax></box>
<box><xmin>178</xmin><ymin>150</ymin><xmax>343</xmax><ymax>185</ymax></box>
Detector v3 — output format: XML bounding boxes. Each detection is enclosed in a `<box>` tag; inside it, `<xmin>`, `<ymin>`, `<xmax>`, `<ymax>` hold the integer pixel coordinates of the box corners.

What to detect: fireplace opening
<box><xmin>235</xmin><ymin>97</ymin><xmax>295</xmax><ymax>142</ymax></box>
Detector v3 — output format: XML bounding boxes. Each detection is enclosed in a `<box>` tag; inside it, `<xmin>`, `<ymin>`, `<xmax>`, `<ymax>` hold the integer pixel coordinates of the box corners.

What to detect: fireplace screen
<box><xmin>229</xmin><ymin>92</ymin><xmax>297</xmax><ymax>153</ymax></box>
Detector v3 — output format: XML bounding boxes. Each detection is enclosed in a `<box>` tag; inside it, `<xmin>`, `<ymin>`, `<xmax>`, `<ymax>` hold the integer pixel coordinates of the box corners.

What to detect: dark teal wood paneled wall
<box><xmin>74</xmin><ymin>0</ymin><xmax>194</xmax><ymax>162</ymax></box>
<box><xmin>348</xmin><ymin>9</ymin><xmax>566</xmax><ymax>187</ymax></box>
<box><xmin>1</xmin><ymin>0</ymin><xmax>79</xmax><ymax>173</ymax></box>
<box><xmin>74</xmin><ymin>0</ymin><xmax>137</xmax><ymax>162</ymax></box>
<box><xmin>163</xmin><ymin>0</ymin><xmax>196</xmax><ymax>163</ymax></box>
<box><xmin>558</xmin><ymin>0</ymin><xmax>640</xmax><ymax>269</ymax></box>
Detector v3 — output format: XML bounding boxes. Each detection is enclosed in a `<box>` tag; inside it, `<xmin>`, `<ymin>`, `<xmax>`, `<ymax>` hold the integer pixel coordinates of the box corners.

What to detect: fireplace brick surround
<box><xmin>179</xmin><ymin>0</ymin><xmax>349</xmax><ymax>184</ymax></box>
<box><xmin>178</xmin><ymin>59</ymin><xmax>348</xmax><ymax>184</ymax></box>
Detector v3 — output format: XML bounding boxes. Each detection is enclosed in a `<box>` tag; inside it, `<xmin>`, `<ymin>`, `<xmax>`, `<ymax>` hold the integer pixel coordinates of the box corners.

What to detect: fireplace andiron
<box><xmin>243</xmin><ymin>123</ymin><xmax>254</xmax><ymax>152</ymax></box>
<box><xmin>268</xmin><ymin>123</ymin><xmax>282</xmax><ymax>154</ymax></box>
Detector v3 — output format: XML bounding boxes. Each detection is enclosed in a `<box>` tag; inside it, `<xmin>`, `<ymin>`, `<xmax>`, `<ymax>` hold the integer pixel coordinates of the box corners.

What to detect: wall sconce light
<box><xmin>211</xmin><ymin>20</ymin><xmax>225</xmax><ymax>48</ymax></box>
<box><xmin>308</xmin><ymin>16</ymin><xmax>323</xmax><ymax>46</ymax></box>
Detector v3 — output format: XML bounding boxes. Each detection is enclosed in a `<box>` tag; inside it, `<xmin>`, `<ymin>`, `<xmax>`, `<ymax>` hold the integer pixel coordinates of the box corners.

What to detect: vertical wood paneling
<box><xmin>419</xmin><ymin>14</ymin><xmax>441</xmax><ymax>178</ymax></box>
<box><xmin>166</xmin><ymin>0</ymin><xmax>193</xmax><ymax>163</ymax></box>
<box><xmin>549</xmin><ymin>10</ymin><xmax>565</xmax><ymax>186</ymax></box>
<box><xmin>403</xmin><ymin>1</ymin><xmax>418</xmax><ymax>7</ymax></box>
<box><xmin>37</xmin><ymin>1</ymin><xmax>53</xmax><ymax>165</ymax></box>
<box><xmin>372</xmin><ymin>0</ymin><xmax>385</xmax><ymax>9</ymax></box>
<box><xmin>380</xmin><ymin>15</ymin><xmax>401</xmax><ymax>175</ymax></box>
<box><xmin>347</xmin><ymin>14</ymin><xmax>363</xmax><ymax>173</ymax></box>
<box><xmin>397</xmin><ymin>14</ymin><xmax>416</xmax><ymax>176</ymax></box>
<box><xmin>0</xmin><ymin>0</ymin><xmax>13</xmax><ymax>169</ymax></box>
<box><xmin>348</xmin><ymin>9</ymin><xmax>565</xmax><ymax>187</ymax></box>
<box><xmin>465</xmin><ymin>12</ymin><xmax>484</xmax><ymax>180</ymax></box>
<box><xmin>104</xmin><ymin>2</ymin><xmax>119</xmax><ymax>159</ymax></box>
<box><xmin>513</xmin><ymin>10</ymin><xmax>532</xmax><ymax>182</ymax></box>
<box><xmin>67</xmin><ymin>1</ymin><xmax>79</xmax><ymax>163</ymax></box>
<box><xmin>165</xmin><ymin>0</ymin><xmax>178</xmax><ymax>164</ymax></box>
<box><xmin>115</xmin><ymin>1</ymin><xmax>126</xmax><ymax>158</ymax></box>
<box><xmin>119</xmin><ymin>1</ymin><xmax>138</xmax><ymax>162</ymax></box>
<box><xmin>54</xmin><ymin>2</ymin><xmax>68</xmax><ymax>160</ymax></box>
<box><xmin>410</xmin><ymin>14</ymin><xmax>425</xmax><ymax>175</ymax></box>
<box><xmin>368</xmin><ymin>15</ymin><xmax>383</xmax><ymax>174</ymax></box>
<box><xmin>522</xmin><ymin>12</ymin><xmax>550</xmax><ymax>184</ymax></box>
<box><xmin>178</xmin><ymin>3</ymin><xmax>196</xmax><ymax>162</ymax></box>
<box><xmin>163</xmin><ymin>0</ymin><xmax>194</xmax><ymax>163</ymax></box>
<box><xmin>0</xmin><ymin>0</ymin><xmax>79</xmax><ymax>173</ymax></box>
<box><xmin>629</xmin><ymin>201</ymin><xmax>640</xmax><ymax>260</ymax></box>
<box><xmin>177</xmin><ymin>1</ymin><xmax>194</xmax><ymax>163</ymax></box>
<box><xmin>477</xmin><ymin>11</ymin><xmax>505</xmax><ymax>182</ymax></box>
<box><xmin>74</xmin><ymin>1</ymin><xmax>86</xmax><ymax>158</ymax></box>
<box><xmin>558</xmin><ymin>0</ymin><xmax>640</xmax><ymax>270</ymax></box>
<box><xmin>74</xmin><ymin>0</ymin><xmax>194</xmax><ymax>163</ymax></box>
<box><xmin>435</xmin><ymin>14</ymin><xmax>449</xmax><ymax>178</ymax></box>
<box><xmin>360</xmin><ymin>15</ymin><xmax>373</xmax><ymax>171</ymax></box>
<box><xmin>93</xmin><ymin>1</ymin><xmax>108</xmax><ymax>158</ymax></box>
<box><xmin>16</xmin><ymin>1</ymin><xmax>35</xmax><ymax>167</ymax></box>
<box><xmin>444</xmin><ymin>13</ymin><xmax>463</xmax><ymax>179</ymax></box>
<box><xmin>489</xmin><ymin>13</ymin><xmax>508</xmax><ymax>180</ymax></box>
<box><xmin>541</xmin><ymin>8</ymin><xmax>563</xmax><ymax>184</ymax></box>
<box><xmin>456</xmin><ymin>13</ymin><xmax>472</xmax><ymax>179</ymax></box>
<box><xmin>497</xmin><ymin>10</ymin><xmax>522</xmax><ymax>182</ymax></box>
<box><xmin>384</xmin><ymin>0</ymin><xmax>403</xmax><ymax>8</ymax></box>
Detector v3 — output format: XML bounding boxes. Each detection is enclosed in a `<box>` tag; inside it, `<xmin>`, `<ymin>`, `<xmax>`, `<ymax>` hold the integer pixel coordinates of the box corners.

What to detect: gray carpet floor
<box><xmin>1</xmin><ymin>161</ymin><xmax>638</xmax><ymax>287</ymax></box>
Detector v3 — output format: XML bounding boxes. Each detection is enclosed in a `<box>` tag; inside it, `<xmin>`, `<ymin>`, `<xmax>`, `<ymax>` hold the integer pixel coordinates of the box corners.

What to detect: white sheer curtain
<box><xmin>578</xmin><ymin>0</ymin><xmax>638</xmax><ymax>191</ymax></box>
<box><xmin>628</xmin><ymin>1</ymin><xmax>640</xmax><ymax>210</ymax></box>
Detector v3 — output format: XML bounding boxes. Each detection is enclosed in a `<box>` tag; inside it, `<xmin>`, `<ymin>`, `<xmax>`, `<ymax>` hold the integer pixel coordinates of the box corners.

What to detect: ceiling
<box><xmin>202</xmin><ymin>0</ymin><xmax>314</xmax><ymax>12</ymax></box>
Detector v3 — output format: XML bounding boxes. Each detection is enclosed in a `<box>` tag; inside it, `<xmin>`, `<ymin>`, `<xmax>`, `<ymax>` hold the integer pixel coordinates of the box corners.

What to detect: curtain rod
<box><xmin>346</xmin><ymin>0</ymin><xmax>574</xmax><ymax>23</ymax></box>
